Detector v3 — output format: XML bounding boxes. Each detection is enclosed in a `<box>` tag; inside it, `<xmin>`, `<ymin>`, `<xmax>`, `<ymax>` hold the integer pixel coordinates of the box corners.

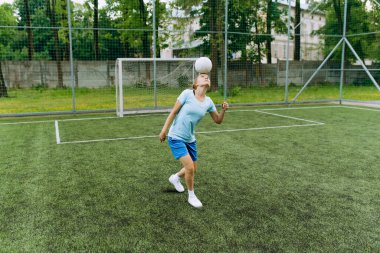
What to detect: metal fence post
<box><xmin>224</xmin><ymin>0</ymin><xmax>228</xmax><ymax>101</ymax></box>
<box><xmin>153</xmin><ymin>0</ymin><xmax>157</xmax><ymax>109</ymax></box>
<box><xmin>339</xmin><ymin>0</ymin><xmax>348</xmax><ymax>104</ymax></box>
<box><xmin>285</xmin><ymin>0</ymin><xmax>292</xmax><ymax>103</ymax></box>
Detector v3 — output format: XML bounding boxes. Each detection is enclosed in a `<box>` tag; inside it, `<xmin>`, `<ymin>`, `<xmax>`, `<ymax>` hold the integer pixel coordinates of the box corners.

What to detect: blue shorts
<box><xmin>168</xmin><ymin>137</ymin><xmax>197</xmax><ymax>161</ymax></box>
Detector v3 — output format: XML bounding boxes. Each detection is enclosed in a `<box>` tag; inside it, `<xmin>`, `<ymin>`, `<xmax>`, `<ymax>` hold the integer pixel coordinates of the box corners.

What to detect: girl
<box><xmin>159</xmin><ymin>73</ymin><xmax>229</xmax><ymax>208</ymax></box>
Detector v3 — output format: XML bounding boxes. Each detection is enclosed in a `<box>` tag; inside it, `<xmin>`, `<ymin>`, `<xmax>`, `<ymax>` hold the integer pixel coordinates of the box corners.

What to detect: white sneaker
<box><xmin>169</xmin><ymin>174</ymin><xmax>184</xmax><ymax>192</ymax></box>
<box><xmin>188</xmin><ymin>195</ymin><xmax>203</xmax><ymax>208</ymax></box>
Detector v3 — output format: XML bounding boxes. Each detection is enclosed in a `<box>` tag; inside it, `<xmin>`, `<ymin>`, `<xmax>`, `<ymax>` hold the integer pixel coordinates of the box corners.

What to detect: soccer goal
<box><xmin>115</xmin><ymin>58</ymin><xmax>198</xmax><ymax>117</ymax></box>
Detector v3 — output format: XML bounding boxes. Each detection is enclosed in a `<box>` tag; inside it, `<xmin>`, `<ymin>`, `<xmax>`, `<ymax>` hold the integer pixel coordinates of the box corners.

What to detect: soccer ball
<box><xmin>195</xmin><ymin>57</ymin><xmax>212</xmax><ymax>73</ymax></box>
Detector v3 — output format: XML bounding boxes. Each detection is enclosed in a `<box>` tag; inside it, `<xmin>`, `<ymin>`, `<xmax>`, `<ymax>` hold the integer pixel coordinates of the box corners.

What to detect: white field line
<box><xmin>228</xmin><ymin>106</ymin><xmax>339</xmax><ymax>113</ymax></box>
<box><xmin>254</xmin><ymin>110</ymin><xmax>325</xmax><ymax>125</ymax></box>
<box><xmin>254</xmin><ymin>105</ymin><xmax>342</xmax><ymax>111</ymax></box>
<box><xmin>196</xmin><ymin>123</ymin><xmax>322</xmax><ymax>134</ymax></box>
<box><xmin>58</xmin><ymin>107</ymin><xmax>326</xmax><ymax>144</ymax></box>
<box><xmin>339</xmin><ymin>105</ymin><xmax>380</xmax><ymax>112</ymax></box>
<box><xmin>0</xmin><ymin>120</ymin><xmax>55</xmax><ymax>125</ymax></box>
<box><xmin>55</xmin><ymin>120</ymin><xmax>61</xmax><ymax>144</ymax></box>
<box><xmin>59</xmin><ymin>116</ymin><xmax>118</xmax><ymax>122</ymax></box>
<box><xmin>59</xmin><ymin>135</ymin><xmax>158</xmax><ymax>144</ymax></box>
<box><xmin>58</xmin><ymin>113</ymin><xmax>169</xmax><ymax>122</ymax></box>
<box><xmin>59</xmin><ymin>123</ymin><xmax>323</xmax><ymax>145</ymax></box>
<box><xmin>0</xmin><ymin>118</ymin><xmax>116</xmax><ymax>126</ymax></box>
<box><xmin>0</xmin><ymin>113</ymin><xmax>169</xmax><ymax>126</ymax></box>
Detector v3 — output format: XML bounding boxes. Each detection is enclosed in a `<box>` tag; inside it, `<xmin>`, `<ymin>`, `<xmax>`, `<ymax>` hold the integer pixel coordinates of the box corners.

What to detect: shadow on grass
<box><xmin>161</xmin><ymin>188</ymin><xmax>181</xmax><ymax>193</ymax></box>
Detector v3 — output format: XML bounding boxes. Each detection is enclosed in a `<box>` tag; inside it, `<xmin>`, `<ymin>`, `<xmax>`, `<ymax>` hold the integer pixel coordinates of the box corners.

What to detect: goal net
<box><xmin>115</xmin><ymin>58</ymin><xmax>198</xmax><ymax>117</ymax></box>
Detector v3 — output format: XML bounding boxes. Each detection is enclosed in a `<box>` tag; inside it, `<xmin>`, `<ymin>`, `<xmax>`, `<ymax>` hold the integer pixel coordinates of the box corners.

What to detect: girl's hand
<box><xmin>159</xmin><ymin>131</ymin><xmax>166</xmax><ymax>142</ymax></box>
<box><xmin>222</xmin><ymin>101</ymin><xmax>229</xmax><ymax>111</ymax></box>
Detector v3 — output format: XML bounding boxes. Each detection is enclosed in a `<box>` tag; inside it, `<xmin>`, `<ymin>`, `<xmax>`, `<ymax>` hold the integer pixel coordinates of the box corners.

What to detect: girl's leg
<box><xmin>179</xmin><ymin>156</ymin><xmax>202</xmax><ymax>208</ymax></box>
<box><xmin>179</xmin><ymin>155</ymin><xmax>196</xmax><ymax>191</ymax></box>
<box><xmin>176</xmin><ymin>162</ymin><xmax>197</xmax><ymax>178</ymax></box>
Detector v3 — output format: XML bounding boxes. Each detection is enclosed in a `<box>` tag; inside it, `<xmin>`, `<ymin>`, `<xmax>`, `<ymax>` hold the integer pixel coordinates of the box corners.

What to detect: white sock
<box><xmin>188</xmin><ymin>190</ymin><xmax>195</xmax><ymax>197</ymax></box>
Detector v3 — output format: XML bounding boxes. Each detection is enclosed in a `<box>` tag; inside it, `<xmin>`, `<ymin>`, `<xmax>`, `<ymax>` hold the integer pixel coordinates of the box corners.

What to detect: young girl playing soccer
<box><xmin>159</xmin><ymin>73</ymin><xmax>229</xmax><ymax>208</ymax></box>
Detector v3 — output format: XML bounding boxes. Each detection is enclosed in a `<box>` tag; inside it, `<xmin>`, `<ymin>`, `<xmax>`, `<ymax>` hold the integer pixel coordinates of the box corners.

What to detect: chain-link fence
<box><xmin>0</xmin><ymin>0</ymin><xmax>379</xmax><ymax>116</ymax></box>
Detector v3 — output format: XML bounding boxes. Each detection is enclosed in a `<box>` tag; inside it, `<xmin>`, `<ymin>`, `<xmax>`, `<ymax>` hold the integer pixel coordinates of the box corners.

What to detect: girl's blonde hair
<box><xmin>192</xmin><ymin>75</ymin><xmax>199</xmax><ymax>90</ymax></box>
<box><xmin>192</xmin><ymin>73</ymin><xmax>209</xmax><ymax>90</ymax></box>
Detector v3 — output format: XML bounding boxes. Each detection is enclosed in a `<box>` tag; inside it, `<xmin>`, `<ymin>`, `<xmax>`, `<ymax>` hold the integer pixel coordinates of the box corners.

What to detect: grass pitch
<box><xmin>0</xmin><ymin>105</ymin><xmax>379</xmax><ymax>252</ymax></box>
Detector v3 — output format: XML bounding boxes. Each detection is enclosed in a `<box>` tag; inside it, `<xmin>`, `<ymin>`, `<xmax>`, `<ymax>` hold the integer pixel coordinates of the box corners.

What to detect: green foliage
<box><xmin>226</xmin><ymin>86</ymin><xmax>241</xmax><ymax>97</ymax></box>
<box><xmin>133</xmin><ymin>80</ymin><xmax>148</xmax><ymax>88</ymax></box>
<box><xmin>1</xmin><ymin>0</ymin><xmax>169</xmax><ymax>60</ymax></box>
<box><xmin>0</xmin><ymin>3</ymin><xmax>19</xmax><ymax>60</ymax></box>
<box><xmin>313</xmin><ymin>0</ymin><xmax>377</xmax><ymax>62</ymax></box>
<box><xmin>32</xmin><ymin>83</ymin><xmax>48</xmax><ymax>92</ymax></box>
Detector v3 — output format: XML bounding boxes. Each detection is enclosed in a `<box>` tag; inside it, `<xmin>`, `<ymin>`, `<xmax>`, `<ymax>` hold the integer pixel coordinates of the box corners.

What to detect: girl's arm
<box><xmin>159</xmin><ymin>101</ymin><xmax>183</xmax><ymax>142</ymax></box>
<box><xmin>210</xmin><ymin>102</ymin><xmax>229</xmax><ymax>124</ymax></box>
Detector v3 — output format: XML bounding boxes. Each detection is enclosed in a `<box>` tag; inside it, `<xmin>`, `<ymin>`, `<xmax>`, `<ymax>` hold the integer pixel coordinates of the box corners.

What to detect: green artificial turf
<box><xmin>0</xmin><ymin>105</ymin><xmax>379</xmax><ymax>252</ymax></box>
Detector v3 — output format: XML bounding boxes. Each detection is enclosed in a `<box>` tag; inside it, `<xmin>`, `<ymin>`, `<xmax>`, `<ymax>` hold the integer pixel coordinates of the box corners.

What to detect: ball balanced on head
<box><xmin>195</xmin><ymin>57</ymin><xmax>212</xmax><ymax>74</ymax></box>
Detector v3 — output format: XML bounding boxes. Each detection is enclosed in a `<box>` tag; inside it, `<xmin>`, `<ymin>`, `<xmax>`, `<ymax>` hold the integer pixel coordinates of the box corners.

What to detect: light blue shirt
<box><xmin>168</xmin><ymin>89</ymin><xmax>216</xmax><ymax>143</ymax></box>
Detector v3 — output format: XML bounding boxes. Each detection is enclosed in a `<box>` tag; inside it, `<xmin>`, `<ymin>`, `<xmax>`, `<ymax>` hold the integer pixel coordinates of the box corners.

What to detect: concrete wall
<box><xmin>1</xmin><ymin>61</ymin><xmax>115</xmax><ymax>88</ymax></box>
<box><xmin>1</xmin><ymin>60</ymin><xmax>379</xmax><ymax>89</ymax></box>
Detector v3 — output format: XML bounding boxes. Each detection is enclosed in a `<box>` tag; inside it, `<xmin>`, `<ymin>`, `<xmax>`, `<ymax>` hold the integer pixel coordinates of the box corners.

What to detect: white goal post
<box><xmin>115</xmin><ymin>58</ymin><xmax>198</xmax><ymax>117</ymax></box>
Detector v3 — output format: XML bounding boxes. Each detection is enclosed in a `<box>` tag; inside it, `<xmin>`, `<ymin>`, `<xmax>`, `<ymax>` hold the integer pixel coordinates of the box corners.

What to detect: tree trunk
<box><xmin>242</xmin><ymin>32</ymin><xmax>248</xmax><ymax>87</ymax></box>
<box><xmin>209</xmin><ymin>0</ymin><xmax>219</xmax><ymax>91</ymax></box>
<box><xmin>139</xmin><ymin>0</ymin><xmax>151</xmax><ymax>85</ymax></box>
<box><xmin>266</xmin><ymin>0</ymin><xmax>272</xmax><ymax>64</ymax></box>
<box><xmin>61</xmin><ymin>0</ymin><xmax>70</xmax><ymax>61</ymax></box>
<box><xmin>94</xmin><ymin>0</ymin><xmax>100</xmax><ymax>60</ymax></box>
<box><xmin>294</xmin><ymin>0</ymin><xmax>301</xmax><ymax>61</ymax></box>
<box><xmin>217</xmin><ymin>4</ymin><xmax>224</xmax><ymax>88</ymax></box>
<box><xmin>255</xmin><ymin>22</ymin><xmax>263</xmax><ymax>85</ymax></box>
<box><xmin>24</xmin><ymin>0</ymin><xmax>34</xmax><ymax>60</ymax></box>
<box><xmin>333</xmin><ymin>0</ymin><xmax>350</xmax><ymax>84</ymax></box>
<box><xmin>0</xmin><ymin>62</ymin><xmax>8</xmax><ymax>97</ymax></box>
<box><xmin>154</xmin><ymin>0</ymin><xmax>160</xmax><ymax>58</ymax></box>
<box><xmin>332</xmin><ymin>0</ymin><xmax>343</xmax><ymax>35</ymax></box>
<box><xmin>47</xmin><ymin>0</ymin><xmax>64</xmax><ymax>88</ymax></box>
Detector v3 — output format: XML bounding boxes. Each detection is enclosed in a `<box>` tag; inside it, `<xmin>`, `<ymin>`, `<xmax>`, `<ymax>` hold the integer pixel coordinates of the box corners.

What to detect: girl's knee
<box><xmin>185</xmin><ymin>164</ymin><xmax>195</xmax><ymax>174</ymax></box>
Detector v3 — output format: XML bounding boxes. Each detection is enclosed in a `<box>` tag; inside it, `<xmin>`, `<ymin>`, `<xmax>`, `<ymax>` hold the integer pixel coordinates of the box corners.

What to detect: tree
<box><xmin>172</xmin><ymin>0</ymin><xmax>221</xmax><ymax>90</ymax></box>
<box><xmin>94</xmin><ymin>0</ymin><xmax>100</xmax><ymax>60</ymax></box>
<box><xmin>15</xmin><ymin>0</ymin><xmax>51</xmax><ymax>60</ymax></box>
<box><xmin>315</xmin><ymin>0</ymin><xmax>371</xmax><ymax>62</ymax></box>
<box><xmin>0</xmin><ymin>3</ymin><xmax>18</xmax><ymax>96</ymax></box>
<box><xmin>265</xmin><ymin>0</ymin><xmax>285</xmax><ymax>64</ymax></box>
<box><xmin>266</xmin><ymin>0</ymin><xmax>273</xmax><ymax>64</ymax></box>
<box><xmin>0</xmin><ymin>62</ymin><xmax>7</xmax><ymax>97</ymax></box>
<box><xmin>46</xmin><ymin>0</ymin><xmax>64</xmax><ymax>88</ymax></box>
<box><xmin>368</xmin><ymin>1</ymin><xmax>380</xmax><ymax>63</ymax></box>
<box><xmin>59</xmin><ymin>0</ymin><xmax>70</xmax><ymax>61</ymax></box>
<box><xmin>228</xmin><ymin>0</ymin><xmax>268</xmax><ymax>85</ymax></box>
<box><xmin>294</xmin><ymin>0</ymin><xmax>301</xmax><ymax>61</ymax></box>
<box><xmin>150</xmin><ymin>0</ymin><xmax>167</xmax><ymax>58</ymax></box>
<box><xmin>73</xmin><ymin>1</ymin><xmax>102</xmax><ymax>59</ymax></box>
<box><xmin>252</xmin><ymin>0</ymin><xmax>268</xmax><ymax>84</ymax></box>
<box><xmin>24</xmin><ymin>0</ymin><xmax>34</xmax><ymax>60</ymax></box>
<box><xmin>208</xmin><ymin>0</ymin><xmax>219</xmax><ymax>90</ymax></box>
<box><xmin>106</xmin><ymin>0</ymin><xmax>151</xmax><ymax>58</ymax></box>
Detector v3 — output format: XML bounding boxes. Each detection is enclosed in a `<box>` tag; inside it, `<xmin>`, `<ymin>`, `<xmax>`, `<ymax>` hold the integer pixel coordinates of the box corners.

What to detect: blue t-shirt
<box><xmin>168</xmin><ymin>89</ymin><xmax>216</xmax><ymax>143</ymax></box>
